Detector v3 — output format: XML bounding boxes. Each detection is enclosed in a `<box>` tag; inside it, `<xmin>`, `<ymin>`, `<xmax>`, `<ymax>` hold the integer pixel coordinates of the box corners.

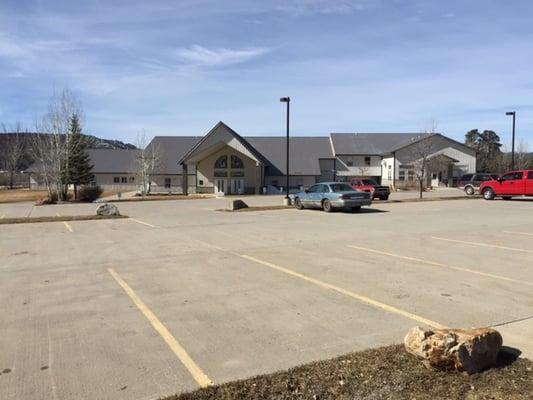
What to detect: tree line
<box><xmin>465</xmin><ymin>129</ymin><xmax>532</xmax><ymax>173</ymax></box>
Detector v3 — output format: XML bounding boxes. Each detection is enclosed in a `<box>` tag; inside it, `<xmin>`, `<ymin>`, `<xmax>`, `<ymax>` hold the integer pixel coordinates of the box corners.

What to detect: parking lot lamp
<box><xmin>505</xmin><ymin>111</ymin><xmax>516</xmax><ymax>170</ymax></box>
<box><xmin>280</xmin><ymin>97</ymin><xmax>290</xmax><ymax>199</ymax></box>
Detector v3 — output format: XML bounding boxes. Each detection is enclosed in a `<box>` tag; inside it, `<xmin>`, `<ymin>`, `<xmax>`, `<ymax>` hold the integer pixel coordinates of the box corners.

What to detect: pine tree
<box><xmin>66</xmin><ymin>113</ymin><xmax>94</xmax><ymax>199</ymax></box>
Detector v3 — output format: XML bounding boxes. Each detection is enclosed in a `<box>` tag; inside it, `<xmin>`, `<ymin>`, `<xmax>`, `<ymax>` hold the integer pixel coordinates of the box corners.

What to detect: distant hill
<box><xmin>0</xmin><ymin>132</ymin><xmax>136</xmax><ymax>171</ymax></box>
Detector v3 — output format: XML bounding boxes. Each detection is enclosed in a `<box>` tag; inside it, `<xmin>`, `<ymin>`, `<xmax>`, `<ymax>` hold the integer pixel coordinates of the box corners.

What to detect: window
<box><xmin>501</xmin><ymin>172</ymin><xmax>523</xmax><ymax>181</ymax></box>
<box><xmin>362</xmin><ymin>179</ymin><xmax>378</xmax><ymax>186</ymax></box>
<box><xmin>231</xmin><ymin>155</ymin><xmax>244</xmax><ymax>169</ymax></box>
<box><xmin>399</xmin><ymin>170</ymin><xmax>406</xmax><ymax>181</ymax></box>
<box><xmin>113</xmin><ymin>177</ymin><xmax>120</xmax><ymax>183</ymax></box>
<box><xmin>347</xmin><ymin>160</ymin><xmax>353</xmax><ymax>167</ymax></box>
<box><xmin>121</xmin><ymin>177</ymin><xmax>127</xmax><ymax>183</ymax></box>
<box><xmin>129</xmin><ymin>176</ymin><xmax>135</xmax><ymax>183</ymax></box>
<box><xmin>164</xmin><ymin>178</ymin><xmax>171</xmax><ymax>189</ymax></box>
<box><xmin>307</xmin><ymin>184</ymin><xmax>320</xmax><ymax>193</ymax></box>
<box><xmin>230</xmin><ymin>171</ymin><xmax>244</xmax><ymax>177</ymax></box>
<box><xmin>408</xmin><ymin>170</ymin><xmax>415</xmax><ymax>181</ymax></box>
<box><xmin>319</xmin><ymin>184</ymin><xmax>330</xmax><ymax>192</ymax></box>
<box><xmin>364</xmin><ymin>156</ymin><xmax>371</xmax><ymax>166</ymax></box>
<box><xmin>199</xmin><ymin>180</ymin><xmax>204</xmax><ymax>186</ymax></box>
<box><xmin>529</xmin><ymin>171</ymin><xmax>533</xmax><ymax>180</ymax></box>
<box><xmin>330</xmin><ymin>183</ymin><xmax>353</xmax><ymax>192</ymax></box>
<box><xmin>214</xmin><ymin>170</ymin><xmax>228</xmax><ymax>177</ymax></box>
<box><xmin>214</xmin><ymin>155</ymin><xmax>228</xmax><ymax>169</ymax></box>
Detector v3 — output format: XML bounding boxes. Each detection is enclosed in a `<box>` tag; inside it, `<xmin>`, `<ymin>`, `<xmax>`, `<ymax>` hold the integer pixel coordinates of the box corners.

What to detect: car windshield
<box><xmin>362</xmin><ymin>179</ymin><xmax>378</xmax><ymax>185</ymax></box>
<box><xmin>329</xmin><ymin>183</ymin><xmax>354</xmax><ymax>192</ymax></box>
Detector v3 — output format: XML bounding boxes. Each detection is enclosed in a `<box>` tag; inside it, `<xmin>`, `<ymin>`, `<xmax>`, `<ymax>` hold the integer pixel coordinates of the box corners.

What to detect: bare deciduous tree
<box><xmin>515</xmin><ymin>139</ymin><xmax>531</xmax><ymax>170</ymax></box>
<box><xmin>134</xmin><ymin>131</ymin><xmax>161</xmax><ymax>196</ymax></box>
<box><xmin>1</xmin><ymin>122</ymin><xmax>27</xmax><ymax>189</ymax></box>
<box><xmin>31</xmin><ymin>88</ymin><xmax>83</xmax><ymax>201</ymax></box>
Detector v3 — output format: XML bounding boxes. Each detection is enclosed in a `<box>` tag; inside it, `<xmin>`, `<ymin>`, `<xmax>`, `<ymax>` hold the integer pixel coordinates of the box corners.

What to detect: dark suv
<box><xmin>458</xmin><ymin>173</ymin><xmax>499</xmax><ymax>195</ymax></box>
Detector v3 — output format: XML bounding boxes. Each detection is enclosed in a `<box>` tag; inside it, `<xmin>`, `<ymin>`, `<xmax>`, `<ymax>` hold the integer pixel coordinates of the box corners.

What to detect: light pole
<box><xmin>280</xmin><ymin>97</ymin><xmax>290</xmax><ymax>201</ymax></box>
<box><xmin>505</xmin><ymin>111</ymin><xmax>516</xmax><ymax>170</ymax></box>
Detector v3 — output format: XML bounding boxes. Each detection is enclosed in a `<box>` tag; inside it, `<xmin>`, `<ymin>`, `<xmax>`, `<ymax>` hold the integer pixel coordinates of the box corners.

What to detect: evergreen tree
<box><xmin>66</xmin><ymin>113</ymin><xmax>94</xmax><ymax>199</ymax></box>
<box><xmin>465</xmin><ymin>129</ymin><xmax>503</xmax><ymax>172</ymax></box>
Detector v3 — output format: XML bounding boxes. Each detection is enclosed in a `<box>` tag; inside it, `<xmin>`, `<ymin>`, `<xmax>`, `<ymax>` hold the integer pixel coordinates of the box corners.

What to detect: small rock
<box><xmin>404</xmin><ymin>326</ymin><xmax>503</xmax><ymax>374</ymax></box>
<box><xmin>96</xmin><ymin>203</ymin><xmax>120</xmax><ymax>216</ymax></box>
<box><xmin>228</xmin><ymin>199</ymin><xmax>248</xmax><ymax>211</ymax></box>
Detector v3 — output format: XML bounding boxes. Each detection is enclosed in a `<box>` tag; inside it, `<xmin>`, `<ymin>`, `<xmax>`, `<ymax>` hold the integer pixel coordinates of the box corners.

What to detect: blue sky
<box><xmin>1</xmin><ymin>0</ymin><xmax>532</xmax><ymax>147</ymax></box>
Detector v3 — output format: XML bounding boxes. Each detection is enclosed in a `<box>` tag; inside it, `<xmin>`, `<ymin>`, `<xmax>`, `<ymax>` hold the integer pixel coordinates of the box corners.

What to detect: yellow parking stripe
<box><xmin>347</xmin><ymin>245</ymin><xmax>533</xmax><ymax>287</ymax></box>
<box><xmin>431</xmin><ymin>236</ymin><xmax>533</xmax><ymax>254</ymax></box>
<box><xmin>63</xmin><ymin>221</ymin><xmax>73</xmax><ymax>233</ymax></box>
<box><xmin>503</xmin><ymin>231</ymin><xmax>533</xmax><ymax>237</ymax></box>
<box><xmin>108</xmin><ymin>268</ymin><xmax>212</xmax><ymax>388</ymax></box>
<box><xmin>129</xmin><ymin>218</ymin><xmax>156</xmax><ymax>228</ymax></box>
<box><xmin>240</xmin><ymin>254</ymin><xmax>447</xmax><ymax>330</ymax></box>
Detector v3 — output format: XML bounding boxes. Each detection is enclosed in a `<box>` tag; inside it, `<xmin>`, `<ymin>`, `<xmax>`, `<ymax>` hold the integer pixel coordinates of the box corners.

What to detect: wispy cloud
<box><xmin>175</xmin><ymin>45</ymin><xmax>270</xmax><ymax>67</ymax></box>
<box><xmin>273</xmin><ymin>0</ymin><xmax>373</xmax><ymax>16</ymax></box>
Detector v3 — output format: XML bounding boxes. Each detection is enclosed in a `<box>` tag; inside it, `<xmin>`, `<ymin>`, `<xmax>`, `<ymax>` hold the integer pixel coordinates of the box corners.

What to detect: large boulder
<box><xmin>96</xmin><ymin>203</ymin><xmax>120</xmax><ymax>216</ymax></box>
<box><xmin>404</xmin><ymin>326</ymin><xmax>503</xmax><ymax>374</ymax></box>
<box><xmin>228</xmin><ymin>199</ymin><xmax>248</xmax><ymax>211</ymax></box>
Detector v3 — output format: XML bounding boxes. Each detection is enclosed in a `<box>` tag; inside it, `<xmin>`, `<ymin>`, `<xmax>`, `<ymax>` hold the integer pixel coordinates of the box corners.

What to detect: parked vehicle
<box><xmin>350</xmin><ymin>178</ymin><xmax>390</xmax><ymax>200</ymax></box>
<box><xmin>479</xmin><ymin>170</ymin><xmax>533</xmax><ymax>200</ymax></box>
<box><xmin>458</xmin><ymin>173</ymin><xmax>499</xmax><ymax>195</ymax></box>
<box><xmin>293</xmin><ymin>182</ymin><xmax>372</xmax><ymax>212</ymax></box>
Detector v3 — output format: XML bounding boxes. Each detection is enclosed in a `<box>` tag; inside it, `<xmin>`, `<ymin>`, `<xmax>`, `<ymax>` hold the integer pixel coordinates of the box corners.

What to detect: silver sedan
<box><xmin>293</xmin><ymin>182</ymin><xmax>372</xmax><ymax>212</ymax></box>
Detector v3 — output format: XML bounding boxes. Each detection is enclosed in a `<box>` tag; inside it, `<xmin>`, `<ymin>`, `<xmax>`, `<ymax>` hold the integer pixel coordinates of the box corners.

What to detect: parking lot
<box><xmin>1</xmin><ymin>197</ymin><xmax>532</xmax><ymax>400</ymax></box>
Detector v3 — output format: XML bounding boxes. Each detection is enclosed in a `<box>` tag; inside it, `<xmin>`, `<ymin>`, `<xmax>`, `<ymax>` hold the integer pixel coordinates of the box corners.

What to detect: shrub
<box><xmin>77</xmin><ymin>185</ymin><xmax>103</xmax><ymax>202</ymax></box>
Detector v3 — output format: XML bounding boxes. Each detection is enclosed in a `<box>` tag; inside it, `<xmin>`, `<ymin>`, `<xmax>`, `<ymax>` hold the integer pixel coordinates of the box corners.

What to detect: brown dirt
<box><xmin>165</xmin><ymin>345</ymin><xmax>532</xmax><ymax>400</ymax></box>
<box><xmin>0</xmin><ymin>215</ymin><xmax>127</xmax><ymax>225</ymax></box>
<box><xmin>218</xmin><ymin>205</ymin><xmax>294</xmax><ymax>212</ymax></box>
<box><xmin>0</xmin><ymin>189</ymin><xmax>48</xmax><ymax>203</ymax></box>
<box><xmin>107</xmin><ymin>194</ymin><xmax>214</xmax><ymax>202</ymax></box>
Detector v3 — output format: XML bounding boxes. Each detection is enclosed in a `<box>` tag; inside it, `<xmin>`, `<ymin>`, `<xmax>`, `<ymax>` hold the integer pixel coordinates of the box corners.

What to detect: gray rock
<box><xmin>96</xmin><ymin>203</ymin><xmax>120</xmax><ymax>216</ymax></box>
<box><xmin>404</xmin><ymin>326</ymin><xmax>503</xmax><ymax>374</ymax></box>
<box><xmin>228</xmin><ymin>199</ymin><xmax>248</xmax><ymax>211</ymax></box>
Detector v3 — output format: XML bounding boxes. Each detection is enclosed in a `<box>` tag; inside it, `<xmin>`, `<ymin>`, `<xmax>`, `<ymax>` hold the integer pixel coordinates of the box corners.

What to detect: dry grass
<box><xmin>0</xmin><ymin>189</ymin><xmax>49</xmax><ymax>204</ymax></box>
<box><xmin>108</xmin><ymin>194</ymin><xmax>214</xmax><ymax>202</ymax></box>
<box><xmin>0</xmin><ymin>214</ymin><xmax>128</xmax><ymax>225</ymax></box>
<box><xmin>165</xmin><ymin>345</ymin><xmax>532</xmax><ymax>400</ymax></box>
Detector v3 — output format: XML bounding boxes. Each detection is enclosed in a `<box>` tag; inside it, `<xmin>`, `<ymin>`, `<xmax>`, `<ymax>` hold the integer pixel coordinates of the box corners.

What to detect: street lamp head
<box><xmin>505</xmin><ymin>111</ymin><xmax>515</xmax><ymax>116</ymax></box>
<box><xmin>280</xmin><ymin>97</ymin><xmax>290</xmax><ymax>103</ymax></box>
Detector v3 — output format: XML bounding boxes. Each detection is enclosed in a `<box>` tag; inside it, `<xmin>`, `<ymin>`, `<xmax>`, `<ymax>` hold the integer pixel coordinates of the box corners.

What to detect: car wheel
<box><xmin>351</xmin><ymin>206</ymin><xmax>361</xmax><ymax>212</ymax></box>
<box><xmin>502</xmin><ymin>196</ymin><xmax>512</xmax><ymax>200</ymax></box>
<box><xmin>322</xmin><ymin>199</ymin><xmax>332</xmax><ymax>212</ymax></box>
<box><xmin>465</xmin><ymin>186</ymin><xmax>475</xmax><ymax>196</ymax></box>
<box><xmin>294</xmin><ymin>197</ymin><xmax>304</xmax><ymax>209</ymax></box>
<box><xmin>482</xmin><ymin>187</ymin><xmax>495</xmax><ymax>200</ymax></box>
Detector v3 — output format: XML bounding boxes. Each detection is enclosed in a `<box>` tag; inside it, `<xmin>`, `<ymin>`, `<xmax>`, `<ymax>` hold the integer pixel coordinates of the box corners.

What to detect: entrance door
<box><xmin>231</xmin><ymin>178</ymin><xmax>244</xmax><ymax>194</ymax></box>
<box><xmin>215</xmin><ymin>179</ymin><xmax>227</xmax><ymax>195</ymax></box>
<box><xmin>431</xmin><ymin>173</ymin><xmax>440</xmax><ymax>187</ymax></box>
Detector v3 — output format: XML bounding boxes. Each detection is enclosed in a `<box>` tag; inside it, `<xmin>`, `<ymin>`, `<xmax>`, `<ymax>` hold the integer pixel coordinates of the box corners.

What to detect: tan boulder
<box><xmin>404</xmin><ymin>326</ymin><xmax>503</xmax><ymax>374</ymax></box>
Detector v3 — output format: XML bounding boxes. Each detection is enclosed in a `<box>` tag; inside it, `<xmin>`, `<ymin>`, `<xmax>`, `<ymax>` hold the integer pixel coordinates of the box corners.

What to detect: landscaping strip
<box><xmin>164</xmin><ymin>344</ymin><xmax>532</xmax><ymax>400</ymax></box>
<box><xmin>0</xmin><ymin>214</ymin><xmax>128</xmax><ymax>225</ymax></box>
<box><xmin>105</xmin><ymin>194</ymin><xmax>214</xmax><ymax>202</ymax></box>
<box><xmin>217</xmin><ymin>205</ymin><xmax>294</xmax><ymax>212</ymax></box>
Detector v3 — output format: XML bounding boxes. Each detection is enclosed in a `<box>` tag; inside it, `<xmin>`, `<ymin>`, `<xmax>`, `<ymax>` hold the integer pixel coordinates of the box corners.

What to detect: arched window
<box><xmin>231</xmin><ymin>155</ymin><xmax>244</xmax><ymax>169</ymax></box>
<box><xmin>214</xmin><ymin>155</ymin><xmax>228</xmax><ymax>169</ymax></box>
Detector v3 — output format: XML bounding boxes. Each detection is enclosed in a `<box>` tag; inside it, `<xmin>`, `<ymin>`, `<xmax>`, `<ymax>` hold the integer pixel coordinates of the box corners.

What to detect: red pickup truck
<box><xmin>479</xmin><ymin>170</ymin><xmax>533</xmax><ymax>200</ymax></box>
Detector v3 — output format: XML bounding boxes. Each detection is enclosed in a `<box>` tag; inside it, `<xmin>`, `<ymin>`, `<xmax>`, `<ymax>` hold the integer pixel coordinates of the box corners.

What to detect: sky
<box><xmin>1</xmin><ymin>0</ymin><xmax>532</xmax><ymax>147</ymax></box>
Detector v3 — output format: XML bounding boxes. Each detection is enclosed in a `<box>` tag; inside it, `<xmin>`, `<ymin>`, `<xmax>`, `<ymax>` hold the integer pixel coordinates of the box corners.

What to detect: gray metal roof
<box><xmin>87</xmin><ymin>149</ymin><xmax>141</xmax><ymax>173</ymax></box>
<box><xmin>330</xmin><ymin>133</ymin><xmax>431</xmax><ymax>155</ymax></box>
<box><xmin>148</xmin><ymin>136</ymin><xmax>201</xmax><ymax>174</ymax></box>
<box><xmin>247</xmin><ymin>137</ymin><xmax>334</xmax><ymax>175</ymax></box>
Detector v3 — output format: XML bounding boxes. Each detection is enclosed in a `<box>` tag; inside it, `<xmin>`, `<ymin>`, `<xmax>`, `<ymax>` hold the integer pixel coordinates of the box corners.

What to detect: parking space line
<box><xmin>62</xmin><ymin>221</ymin><xmax>73</xmax><ymax>233</ymax></box>
<box><xmin>431</xmin><ymin>236</ymin><xmax>533</xmax><ymax>254</ymax></box>
<box><xmin>108</xmin><ymin>268</ymin><xmax>212</xmax><ymax>388</ymax></box>
<box><xmin>347</xmin><ymin>245</ymin><xmax>533</xmax><ymax>287</ymax></box>
<box><xmin>239</xmin><ymin>254</ymin><xmax>447</xmax><ymax>330</ymax></box>
<box><xmin>129</xmin><ymin>218</ymin><xmax>157</xmax><ymax>228</ymax></box>
<box><xmin>503</xmin><ymin>231</ymin><xmax>533</xmax><ymax>237</ymax></box>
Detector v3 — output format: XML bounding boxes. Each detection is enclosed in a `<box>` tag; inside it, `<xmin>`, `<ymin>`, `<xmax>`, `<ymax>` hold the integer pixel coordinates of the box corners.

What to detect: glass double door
<box><xmin>215</xmin><ymin>178</ymin><xmax>244</xmax><ymax>195</ymax></box>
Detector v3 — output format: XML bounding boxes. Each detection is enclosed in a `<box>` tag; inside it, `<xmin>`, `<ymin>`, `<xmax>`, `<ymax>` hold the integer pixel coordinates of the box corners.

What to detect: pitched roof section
<box><xmin>147</xmin><ymin>136</ymin><xmax>201</xmax><ymax>174</ymax></box>
<box><xmin>87</xmin><ymin>149</ymin><xmax>141</xmax><ymax>173</ymax></box>
<box><xmin>247</xmin><ymin>137</ymin><xmax>334</xmax><ymax>175</ymax></box>
<box><xmin>330</xmin><ymin>133</ymin><xmax>431</xmax><ymax>155</ymax></box>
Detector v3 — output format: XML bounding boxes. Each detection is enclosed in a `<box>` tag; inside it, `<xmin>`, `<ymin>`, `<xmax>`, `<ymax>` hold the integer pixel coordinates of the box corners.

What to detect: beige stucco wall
<box><xmin>336</xmin><ymin>155</ymin><xmax>382</xmax><ymax>177</ymax></box>
<box><xmin>196</xmin><ymin>145</ymin><xmax>259</xmax><ymax>193</ymax></box>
